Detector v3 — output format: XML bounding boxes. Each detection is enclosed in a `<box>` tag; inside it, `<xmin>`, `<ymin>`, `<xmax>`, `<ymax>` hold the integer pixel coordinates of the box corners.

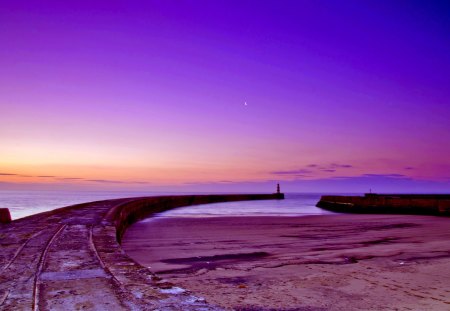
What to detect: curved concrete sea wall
<box><xmin>0</xmin><ymin>193</ymin><xmax>283</xmax><ymax>311</ymax></box>
<box><xmin>317</xmin><ymin>194</ymin><xmax>450</xmax><ymax>216</ymax></box>
<box><xmin>106</xmin><ymin>194</ymin><xmax>284</xmax><ymax>243</ymax></box>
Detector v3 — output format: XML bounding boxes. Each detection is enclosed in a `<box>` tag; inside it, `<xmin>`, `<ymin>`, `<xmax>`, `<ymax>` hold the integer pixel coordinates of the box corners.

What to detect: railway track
<box><xmin>32</xmin><ymin>224</ymin><xmax>66</xmax><ymax>311</ymax></box>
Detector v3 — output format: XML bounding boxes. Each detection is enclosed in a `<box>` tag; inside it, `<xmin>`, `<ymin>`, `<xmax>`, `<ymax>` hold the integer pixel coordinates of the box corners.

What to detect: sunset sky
<box><xmin>1</xmin><ymin>1</ymin><xmax>449</xmax><ymax>193</ymax></box>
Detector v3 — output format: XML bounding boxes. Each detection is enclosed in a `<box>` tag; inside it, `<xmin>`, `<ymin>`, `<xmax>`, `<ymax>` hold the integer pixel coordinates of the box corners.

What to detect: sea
<box><xmin>149</xmin><ymin>193</ymin><xmax>333</xmax><ymax>220</ymax></box>
<box><xmin>0</xmin><ymin>190</ymin><xmax>338</xmax><ymax>221</ymax></box>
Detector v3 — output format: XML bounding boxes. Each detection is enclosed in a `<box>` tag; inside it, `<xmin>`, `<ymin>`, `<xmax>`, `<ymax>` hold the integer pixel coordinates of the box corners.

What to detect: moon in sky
<box><xmin>244</xmin><ymin>101</ymin><xmax>247</xmax><ymax>106</ymax></box>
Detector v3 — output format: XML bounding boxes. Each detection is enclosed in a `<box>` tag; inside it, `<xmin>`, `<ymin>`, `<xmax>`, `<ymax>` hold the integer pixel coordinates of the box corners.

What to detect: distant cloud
<box><xmin>271</xmin><ymin>163</ymin><xmax>353</xmax><ymax>176</ymax></box>
<box><xmin>2</xmin><ymin>171</ymin><xmax>148</xmax><ymax>184</ymax></box>
<box><xmin>362</xmin><ymin>173</ymin><xmax>406</xmax><ymax>178</ymax></box>
<box><xmin>323</xmin><ymin>173</ymin><xmax>411</xmax><ymax>181</ymax></box>
<box><xmin>404</xmin><ymin>167</ymin><xmax>414</xmax><ymax>170</ymax></box>
<box><xmin>292</xmin><ymin>174</ymin><xmax>311</xmax><ymax>179</ymax></box>
<box><xmin>85</xmin><ymin>179</ymin><xmax>124</xmax><ymax>184</ymax></box>
<box><xmin>330</xmin><ymin>176</ymin><xmax>355</xmax><ymax>179</ymax></box>
<box><xmin>0</xmin><ymin>172</ymin><xmax>153</xmax><ymax>187</ymax></box>
<box><xmin>329</xmin><ymin>163</ymin><xmax>353</xmax><ymax>169</ymax></box>
<box><xmin>53</xmin><ymin>176</ymin><xmax>150</xmax><ymax>184</ymax></box>
<box><xmin>270</xmin><ymin>169</ymin><xmax>313</xmax><ymax>175</ymax></box>
<box><xmin>1</xmin><ymin>172</ymin><xmax>44</xmax><ymax>178</ymax></box>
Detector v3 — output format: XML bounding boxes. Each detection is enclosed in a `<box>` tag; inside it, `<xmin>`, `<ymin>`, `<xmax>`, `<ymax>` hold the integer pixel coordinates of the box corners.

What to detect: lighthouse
<box><xmin>274</xmin><ymin>183</ymin><xmax>284</xmax><ymax>199</ymax></box>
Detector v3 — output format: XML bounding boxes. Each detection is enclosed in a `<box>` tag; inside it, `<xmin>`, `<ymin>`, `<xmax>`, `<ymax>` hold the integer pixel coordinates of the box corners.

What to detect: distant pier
<box><xmin>317</xmin><ymin>193</ymin><xmax>450</xmax><ymax>216</ymax></box>
<box><xmin>0</xmin><ymin>193</ymin><xmax>283</xmax><ymax>310</ymax></box>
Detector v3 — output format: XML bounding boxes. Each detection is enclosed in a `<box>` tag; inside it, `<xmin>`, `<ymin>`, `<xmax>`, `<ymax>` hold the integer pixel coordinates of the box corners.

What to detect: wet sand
<box><xmin>122</xmin><ymin>215</ymin><xmax>450</xmax><ymax>310</ymax></box>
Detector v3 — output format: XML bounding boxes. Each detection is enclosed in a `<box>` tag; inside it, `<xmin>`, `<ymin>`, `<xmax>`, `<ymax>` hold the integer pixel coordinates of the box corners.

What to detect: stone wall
<box><xmin>317</xmin><ymin>194</ymin><xmax>450</xmax><ymax>216</ymax></box>
<box><xmin>104</xmin><ymin>194</ymin><xmax>284</xmax><ymax>242</ymax></box>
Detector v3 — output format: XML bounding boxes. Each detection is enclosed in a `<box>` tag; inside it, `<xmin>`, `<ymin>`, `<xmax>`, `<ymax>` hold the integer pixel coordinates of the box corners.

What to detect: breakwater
<box><xmin>317</xmin><ymin>194</ymin><xmax>450</xmax><ymax>216</ymax></box>
<box><xmin>0</xmin><ymin>193</ymin><xmax>283</xmax><ymax>310</ymax></box>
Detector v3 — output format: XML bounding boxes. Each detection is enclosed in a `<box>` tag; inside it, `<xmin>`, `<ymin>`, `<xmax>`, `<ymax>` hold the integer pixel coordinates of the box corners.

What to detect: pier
<box><xmin>317</xmin><ymin>193</ymin><xmax>450</xmax><ymax>216</ymax></box>
<box><xmin>0</xmin><ymin>193</ymin><xmax>283</xmax><ymax>310</ymax></box>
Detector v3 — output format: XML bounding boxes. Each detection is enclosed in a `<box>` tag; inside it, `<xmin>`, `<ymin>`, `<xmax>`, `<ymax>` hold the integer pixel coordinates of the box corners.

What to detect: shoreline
<box><xmin>123</xmin><ymin>213</ymin><xmax>450</xmax><ymax>310</ymax></box>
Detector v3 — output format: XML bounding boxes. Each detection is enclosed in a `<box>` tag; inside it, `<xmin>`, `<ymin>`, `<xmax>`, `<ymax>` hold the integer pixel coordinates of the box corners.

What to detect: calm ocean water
<box><xmin>0</xmin><ymin>190</ymin><xmax>336</xmax><ymax>220</ymax></box>
<box><xmin>148</xmin><ymin>193</ymin><xmax>333</xmax><ymax>220</ymax></box>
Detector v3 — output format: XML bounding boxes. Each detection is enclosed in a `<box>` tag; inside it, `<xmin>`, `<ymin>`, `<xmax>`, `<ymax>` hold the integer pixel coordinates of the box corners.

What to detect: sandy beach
<box><xmin>123</xmin><ymin>214</ymin><xmax>450</xmax><ymax>310</ymax></box>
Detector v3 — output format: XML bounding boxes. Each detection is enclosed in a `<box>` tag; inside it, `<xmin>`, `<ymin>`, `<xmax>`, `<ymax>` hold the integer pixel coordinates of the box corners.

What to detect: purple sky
<box><xmin>1</xmin><ymin>1</ymin><xmax>449</xmax><ymax>193</ymax></box>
